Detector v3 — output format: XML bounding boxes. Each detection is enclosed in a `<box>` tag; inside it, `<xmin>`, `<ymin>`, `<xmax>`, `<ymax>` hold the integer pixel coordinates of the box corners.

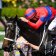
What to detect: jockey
<box><xmin>20</xmin><ymin>6</ymin><xmax>56</xmax><ymax>30</ymax></box>
<box><xmin>20</xmin><ymin>6</ymin><xmax>56</xmax><ymax>50</ymax></box>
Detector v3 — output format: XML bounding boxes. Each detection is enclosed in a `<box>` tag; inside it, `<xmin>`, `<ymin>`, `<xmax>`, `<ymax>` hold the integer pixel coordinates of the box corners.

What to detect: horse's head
<box><xmin>2</xmin><ymin>15</ymin><xmax>18</xmax><ymax>50</ymax></box>
<box><xmin>5</xmin><ymin>16</ymin><xmax>16</xmax><ymax>40</ymax></box>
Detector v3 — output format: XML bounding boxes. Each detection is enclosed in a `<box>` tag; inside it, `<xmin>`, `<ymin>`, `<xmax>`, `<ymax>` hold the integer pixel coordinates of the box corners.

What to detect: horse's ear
<box><xmin>15</xmin><ymin>15</ymin><xmax>18</xmax><ymax>18</ymax></box>
<box><xmin>1</xmin><ymin>16</ymin><xmax>7</xmax><ymax>27</ymax></box>
<box><xmin>15</xmin><ymin>15</ymin><xmax>18</xmax><ymax>21</ymax></box>
<box><xmin>4</xmin><ymin>15</ymin><xmax>9</xmax><ymax>21</ymax></box>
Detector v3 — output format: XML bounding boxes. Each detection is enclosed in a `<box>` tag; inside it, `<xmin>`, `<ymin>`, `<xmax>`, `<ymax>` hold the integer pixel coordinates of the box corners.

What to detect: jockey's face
<box><xmin>31</xmin><ymin>15</ymin><xmax>38</xmax><ymax>21</ymax></box>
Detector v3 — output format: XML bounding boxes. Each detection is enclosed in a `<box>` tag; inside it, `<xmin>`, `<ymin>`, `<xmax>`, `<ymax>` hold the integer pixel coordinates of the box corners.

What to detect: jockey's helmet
<box><xmin>25</xmin><ymin>8</ymin><xmax>36</xmax><ymax>20</ymax></box>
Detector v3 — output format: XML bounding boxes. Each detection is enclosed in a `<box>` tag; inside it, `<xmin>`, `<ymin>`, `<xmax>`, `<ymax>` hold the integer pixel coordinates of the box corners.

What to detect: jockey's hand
<box><xmin>25</xmin><ymin>42</ymin><xmax>40</xmax><ymax>50</ymax></box>
<box><xmin>20</xmin><ymin>17</ymin><xmax>28</xmax><ymax>22</ymax></box>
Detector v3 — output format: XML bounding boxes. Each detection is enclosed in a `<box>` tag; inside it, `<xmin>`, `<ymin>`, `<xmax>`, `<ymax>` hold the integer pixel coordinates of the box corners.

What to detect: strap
<box><xmin>4</xmin><ymin>38</ymin><xmax>14</xmax><ymax>42</ymax></box>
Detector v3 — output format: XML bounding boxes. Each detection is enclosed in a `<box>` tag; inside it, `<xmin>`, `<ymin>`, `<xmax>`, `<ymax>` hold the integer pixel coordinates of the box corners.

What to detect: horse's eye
<box><xmin>11</xmin><ymin>25</ymin><xmax>13</xmax><ymax>27</ymax></box>
<box><xmin>10</xmin><ymin>25</ymin><xmax>14</xmax><ymax>29</ymax></box>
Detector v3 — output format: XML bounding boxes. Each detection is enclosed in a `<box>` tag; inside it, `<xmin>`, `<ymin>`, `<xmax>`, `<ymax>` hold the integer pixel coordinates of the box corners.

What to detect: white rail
<box><xmin>0</xmin><ymin>31</ymin><xmax>5</xmax><ymax>35</ymax></box>
<box><xmin>0</xmin><ymin>31</ymin><xmax>4</xmax><ymax>49</ymax></box>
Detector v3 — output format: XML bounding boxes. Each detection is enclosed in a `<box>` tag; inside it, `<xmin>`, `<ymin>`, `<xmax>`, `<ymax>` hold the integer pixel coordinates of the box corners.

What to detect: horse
<box><xmin>2</xmin><ymin>15</ymin><xmax>44</xmax><ymax>56</ymax></box>
<box><xmin>2</xmin><ymin>15</ymin><xmax>56</xmax><ymax>56</ymax></box>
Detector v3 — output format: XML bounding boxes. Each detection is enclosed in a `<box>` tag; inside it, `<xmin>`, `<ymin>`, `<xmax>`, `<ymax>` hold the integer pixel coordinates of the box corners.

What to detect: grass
<box><xmin>0</xmin><ymin>50</ymin><xmax>4</xmax><ymax>56</ymax></box>
<box><xmin>0</xmin><ymin>35</ymin><xmax>4</xmax><ymax>56</ymax></box>
<box><xmin>0</xmin><ymin>27</ymin><xmax>5</xmax><ymax>31</ymax></box>
<box><xmin>0</xmin><ymin>35</ymin><xmax>4</xmax><ymax>41</ymax></box>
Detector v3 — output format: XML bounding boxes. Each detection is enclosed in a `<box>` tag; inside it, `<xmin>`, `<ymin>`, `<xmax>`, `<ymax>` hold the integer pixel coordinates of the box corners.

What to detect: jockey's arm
<box><xmin>20</xmin><ymin>17</ymin><xmax>44</xmax><ymax>30</ymax></box>
<box><xmin>16</xmin><ymin>36</ymin><xmax>40</xmax><ymax>50</ymax></box>
<box><xmin>27</xmin><ymin>19</ymin><xmax>44</xmax><ymax>30</ymax></box>
<box><xmin>26</xmin><ymin>42</ymin><xmax>40</xmax><ymax>50</ymax></box>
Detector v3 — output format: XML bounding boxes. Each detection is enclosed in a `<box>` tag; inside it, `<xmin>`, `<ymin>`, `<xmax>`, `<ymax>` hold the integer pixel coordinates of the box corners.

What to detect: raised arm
<box><xmin>20</xmin><ymin>17</ymin><xmax>45</xmax><ymax>30</ymax></box>
<box><xmin>27</xmin><ymin>19</ymin><xmax>44</xmax><ymax>30</ymax></box>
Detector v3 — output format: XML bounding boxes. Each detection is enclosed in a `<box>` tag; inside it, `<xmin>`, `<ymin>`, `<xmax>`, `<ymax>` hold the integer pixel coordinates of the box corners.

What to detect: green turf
<box><xmin>0</xmin><ymin>50</ymin><xmax>3</xmax><ymax>56</ymax></box>
<box><xmin>0</xmin><ymin>27</ymin><xmax>5</xmax><ymax>31</ymax></box>
<box><xmin>0</xmin><ymin>35</ymin><xmax>4</xmax><ymax>56</ymax></box>
<box><xmin>0</xmin><ymin>35</ymin><xmax>4</xmax><ymax>41</ymax></box>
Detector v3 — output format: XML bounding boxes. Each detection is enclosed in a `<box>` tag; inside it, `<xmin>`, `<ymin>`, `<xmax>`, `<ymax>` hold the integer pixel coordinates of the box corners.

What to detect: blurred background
<box><xmin>0</xmin><ymin>0</ymin><xmax>56</xmax><ymax>56</ymax></box>
<box><xmin>1</xmin><ymin>0</ymin><xmax>56</xmax><ymax>17</ymax></box>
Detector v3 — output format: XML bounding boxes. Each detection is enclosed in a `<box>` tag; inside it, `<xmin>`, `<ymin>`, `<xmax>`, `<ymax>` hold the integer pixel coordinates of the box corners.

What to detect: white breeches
<box><xmin>16</xmin><ymin>36</ymin><xmax>27</xmax><ymax>48</ymax></box>
<box><xmin>48</xmin><ymin>17</ymin><xmax>56</xmax><ymax>31</ymax></box>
